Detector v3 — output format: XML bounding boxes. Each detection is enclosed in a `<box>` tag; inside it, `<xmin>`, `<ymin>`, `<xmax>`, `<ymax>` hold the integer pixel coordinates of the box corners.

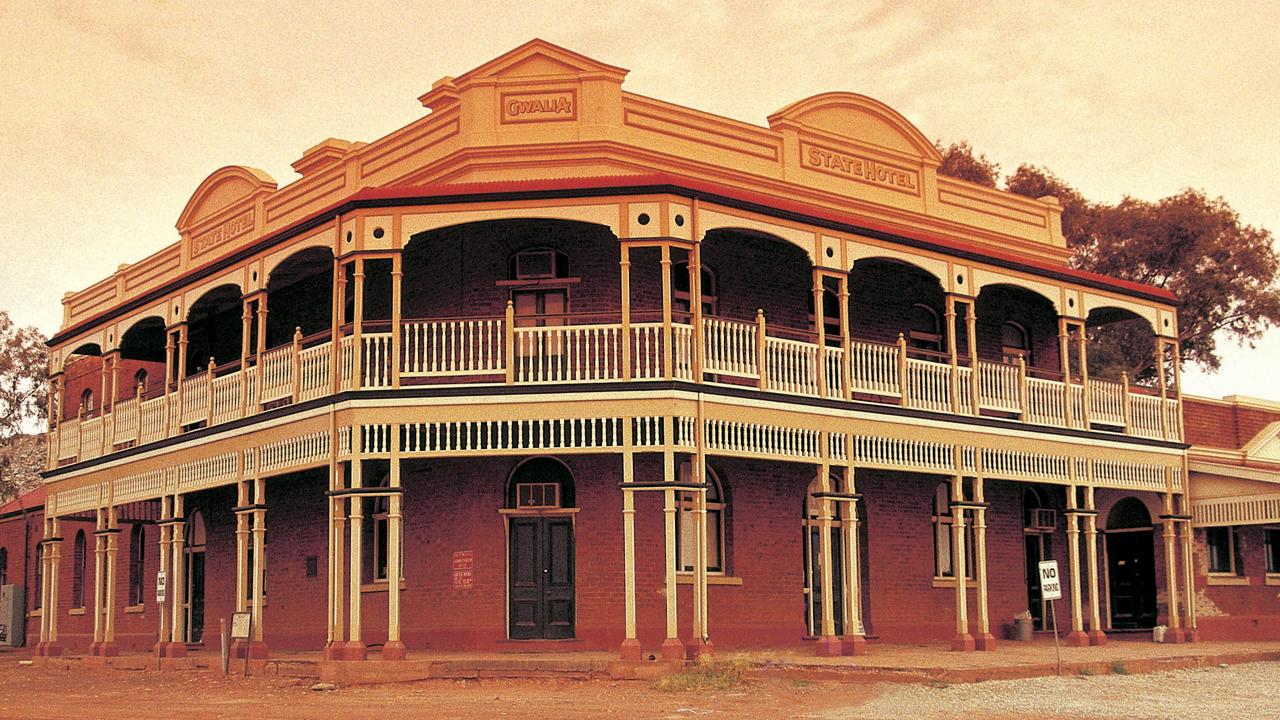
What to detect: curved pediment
<box><xmin>177</xmin><ymin>165</ymin><xmax>277</xmax><ymax>233</ymax></box>
<box><xmin>768</xmin><ymin>92</ymin><xmax>941</xmax><ymax>163</ymax></box>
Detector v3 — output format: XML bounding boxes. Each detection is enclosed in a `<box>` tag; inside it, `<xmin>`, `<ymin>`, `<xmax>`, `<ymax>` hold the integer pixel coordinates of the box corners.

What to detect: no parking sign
<box><xmin>1038</xmin><ymin>560</ymin><xmax>1062</xmax><ymax>601</ymax></box>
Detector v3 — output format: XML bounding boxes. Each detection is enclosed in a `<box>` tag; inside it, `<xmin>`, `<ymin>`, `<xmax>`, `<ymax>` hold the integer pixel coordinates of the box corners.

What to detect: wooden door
<box><xmin>509</xmin><ymin>516</ymin><xmax>575</xmax><ymax>639</ymax></box>
<box><xmin>1106</xmin><ymin>530</ymin><xmax>1156</xmax><ymax>629</ymax></box>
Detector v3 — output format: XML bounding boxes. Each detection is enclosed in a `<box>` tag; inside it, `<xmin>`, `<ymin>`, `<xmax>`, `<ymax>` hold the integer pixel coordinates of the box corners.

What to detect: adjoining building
<box><xmin>6</xmin><ymin>40</ymin><xmax>1247</xmax><ymax>665</ymax></box>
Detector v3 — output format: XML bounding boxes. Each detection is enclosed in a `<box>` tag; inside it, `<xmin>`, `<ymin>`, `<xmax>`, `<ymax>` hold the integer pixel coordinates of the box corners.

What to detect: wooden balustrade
<box><xmin>702</xmin><ymin>316</ymin><xmax>759</xmax><ymax>379</ymax></box>
<box><xmin>512</xmin><ymin>324</ymin><xmax>622</xmax><ymax>383</ymax></box>
<box><xmin>402</xmin><ymin>318</ymin><xmax>504</xmax><ymax>377</ymax></box>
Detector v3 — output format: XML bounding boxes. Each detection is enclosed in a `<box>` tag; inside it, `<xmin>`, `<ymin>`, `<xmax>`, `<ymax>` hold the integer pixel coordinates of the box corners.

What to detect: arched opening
<box><xmin>505</xmin><ymin>457</ymin><xmax>576</xmax><ymax>640</ymax></box>
<box><xmin>1084</xmin><ymin>307</ymin><xmax>1159</xmax><ymax>385</ymax></box>
<box><xmin>266</xmin><ymin>247</ymin><xmax>334</xmax><ymax>349</ymax></box>
<box><xmin>700</xmin><ymin>228</ymin><xmax>814</xmax><ymax>331</ymax></box>
<box><xmin>849</xmin><ymin>258</ymin><xmax>946</xmax><ymax>356</ymax></box>
<box><xmin>975</xmin><ymin>284</ymin><xmax>1060</xmax><ymax>378</ymax></box>
<box><xmin>802</xmin><ymin>474</ymin><xmax>845</xmax><ymax>637</ymax></box>
<box><xmin>676</xmin><ymin>462</ymin><xmax>726</xmax><ymax>574</ymax></box>
<box><xmin>184</xmin><ymin>510</ymin><xmax>207</xmax><ymax>643</ymax></box>
<box><xmin>672</xmin><ymin>261</ymin><xmax>718</xmax><ymax>317</ymax></box>
<box><xmin>119</xmin><ymin>317</ymin><xmax>167</xmax><ymax>400</ymax></box>
<box><xmin>186</xmin><ymin>285</ymin><xmax>242</xmax><ymax>377</ymax></box>
<box><xmin>1022</xmin><ymin>487</ymin><xmax>1057</xmax><ymax>630</ymax></box>
<box><xmin>932</xmin><ymin>480</ymin><xmax>973</xmax><ymax>580</ymax></box>
<box><xmin>402</xmin><ymin>219</ymin><xmax>618</xmax><ymax>323</ymax></box>
<box><xmin>1105</xmin><ymin>497</ymin><xmax>1157</xmax><ymax>629</ymax></box>
<box><xmin>61</xmin><ymin>343</ymin><xmax>102</xmax><ymax>422</ymax></box>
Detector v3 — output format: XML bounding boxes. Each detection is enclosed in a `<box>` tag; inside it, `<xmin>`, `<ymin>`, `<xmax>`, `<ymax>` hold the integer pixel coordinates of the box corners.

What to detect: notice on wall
<box><xmin>230</xmin><ymin>612</ymin><xmax>252</xmax><ymax>640</ymax></box>
<box><xmin>155</xmin><ymin>570</ymin><xmax>167</xmax><ymax>604</ymax></box>
<box><xmin>452</xmin><ymin>550</ymin><xmax>473</xmax><ymax>590</ymax></box>
<box><xmin>1038</xmin><ymin>560</ymin><xmax>1062</xmax><ymax>601</ymax></box>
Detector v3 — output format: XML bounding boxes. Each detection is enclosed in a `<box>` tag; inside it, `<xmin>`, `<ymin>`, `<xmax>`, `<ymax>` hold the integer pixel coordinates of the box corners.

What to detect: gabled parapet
<box><xmin>176</xmin><ymin>166</ymin><xmax>277</xmax><ymax>266</ymax></box>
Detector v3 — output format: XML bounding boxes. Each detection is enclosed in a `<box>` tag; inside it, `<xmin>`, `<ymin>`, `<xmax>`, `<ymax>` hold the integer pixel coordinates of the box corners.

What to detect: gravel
<box><xmin>810</xmin><ymin>661</ymin><xmax>1280</xmax><ymax>720</ymax></box>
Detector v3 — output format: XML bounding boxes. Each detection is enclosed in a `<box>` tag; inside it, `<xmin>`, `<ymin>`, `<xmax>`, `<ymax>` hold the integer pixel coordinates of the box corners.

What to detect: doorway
<box><xmin>802</xmin><ymin>474</ymin><xmax>845</xmax><ymax>636</ymax></box>
<box><xmin>1023</xmin><ymin>488</ymin><xmax>1055</xmax><ymax>631</ymax></box>
<box><xmin>184</xmin><ymin>510</ymin><xmax>206</xmax><ymax>643</ymax></box>
<box><xmin>1105</xmin><ymin>498</ymin><xmax>1157</xmax><ymax>629</ymax></box>
<box><xmin>505</xmin><ymin>458</ymin><xmax>576</xmax><ymax>640</ymax></box>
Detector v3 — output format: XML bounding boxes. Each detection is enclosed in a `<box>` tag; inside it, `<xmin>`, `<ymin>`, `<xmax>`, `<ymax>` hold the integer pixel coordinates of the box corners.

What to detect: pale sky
<box><xmin>1</xmin><ymin>1</ymin><xmax>1276</xmax><ymax>399</ymax></box>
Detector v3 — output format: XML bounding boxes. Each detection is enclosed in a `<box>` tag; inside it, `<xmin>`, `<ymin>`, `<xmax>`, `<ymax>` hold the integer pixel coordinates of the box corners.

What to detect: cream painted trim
<box><xmin>401</xmin><ymin>204</ymin><xmax>622</xmax><ymax>239</ymax></box>
<box><xmin>124</xmin><ymin>604</ymin><xmax>145</xmax><ymax>614</ymax></box>
<box><xmin>675</xmin><ymin>574</ymin><xmax>742</xmax><ymax>586</ymax></box>
<box><xmin>1206</xmin><ymin>574</ymin><xmax>1251</xmax><ymax>587</ymax></box>
<box><xmin>1188</xmin><ymin>461</ymin><xmax>1280</xmax><ymax>485</ymax></box>
<box><xmin>1266</xmin><ymin>574</ymin><xmax>1280</xmax><ymax>586</ymax></box>
<box><xmin>361</xmin><ymin>581</ymin><xmax>407</xmax><ymax>594</ymax></box>
<box><xmin>931</xmin><ymin>577</ymin><xmax>977</xmax><ymax>589</ymax></box>
<box><xmin>69</xmin><ymin>608</ymin><xmax>85</xmax><ymax>616</ymax></box>
<box><xmin>262</xmin><ymin>228</ymin><xmax>337</xmax><ymax>280</ymax></box>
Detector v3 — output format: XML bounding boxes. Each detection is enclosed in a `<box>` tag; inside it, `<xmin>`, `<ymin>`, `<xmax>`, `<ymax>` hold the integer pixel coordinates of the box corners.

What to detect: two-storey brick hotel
<box><xmin>16</xmin><ymin>41</ymin><xmax>1248</xmax><ymax>666</ymax></box>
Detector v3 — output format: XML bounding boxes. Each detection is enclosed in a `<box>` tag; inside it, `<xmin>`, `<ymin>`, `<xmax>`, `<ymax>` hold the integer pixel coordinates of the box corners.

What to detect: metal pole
<box><xmin>1050</xmin><ymin>599</ymin><xmax>1061</xmax><ymax>676</ymax></box>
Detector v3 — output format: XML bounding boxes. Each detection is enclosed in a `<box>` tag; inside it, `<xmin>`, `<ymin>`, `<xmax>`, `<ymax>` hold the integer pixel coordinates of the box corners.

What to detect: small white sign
<box><xmin>155</xmin><ymin>570</ymin><xmax>168</xmax><ymax>604</ymax></box>
<box><xmin>230</xmin><ymin>612</ymin><xmax>252</xmax><ymax>640</ymax></box>
<box><xmin>1038</xmin><ymin>560</ymin><xmax>1062</xmax><ymax>601</ymax></box>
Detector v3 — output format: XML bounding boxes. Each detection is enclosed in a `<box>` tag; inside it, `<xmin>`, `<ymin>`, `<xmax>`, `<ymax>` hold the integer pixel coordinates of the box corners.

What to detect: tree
<box><xmin>936</xmin><ymin>145</ymin><xmax>1280</xmax><ymax>382</ymax></box>
<box><xmin>935</xmin><ymin>140</ymin><xmax>1000</xmax><ymax>188</ymax></box>
<box><xmin>0</xmin><ymin>310</ymin><xmax>47</xmax><ymax>500</ymax></box>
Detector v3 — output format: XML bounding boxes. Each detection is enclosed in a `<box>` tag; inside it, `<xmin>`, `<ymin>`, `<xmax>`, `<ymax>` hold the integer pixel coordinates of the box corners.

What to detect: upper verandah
<box><xmin>55</xmin><ymin>38</ymin><xmax>1163</xmax><ymax>341</ymax></box>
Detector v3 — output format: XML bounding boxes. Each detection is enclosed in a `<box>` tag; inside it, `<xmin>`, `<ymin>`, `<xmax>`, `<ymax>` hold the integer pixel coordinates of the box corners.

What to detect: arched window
<box><xmin>79</xmin><ymin>389</ymin><xmax>94</xmax><ymax>416</ymax></box>
<box><xmin>507</xmin><ymin>457</ymin><xmax>576</xmax><ymax>510</ymax></box>
<box><xmin>802</xmin><ymin>474</ymin><xmax>846</xmax><ymax>636</ymax></box>
<box><xmin>908</xmin><ymin>304</ymin><xmax>942</xmax><ymax>353</ymax></box>
<box><xmin>128</xmin><ymin>525</ymin><xmax>145</xmax><ymax>606</ymax></box>
<box><xmin>672</xmin><ymin>262</ymin><xmax>718</xmax><ymax>316</ymax></box>
<box><xmin>931</xmin><ymin>482</ymin><xmax>973</xmax><ymax>580</ymax></box>
<box><xmin>0</xmin><ymin>547</ymin><xmax>7</xmax><ymax>586</ymax></box>
<box><xmin>1001</xmin><ymin>321</ymin><xmax>1031</xmax><ymax>364</ymax></box>
<box><xmin>676</xmin><ymin>463</ymin><xmax>726</xmax><ymax>573</ymax></box>
<box><xmin>807</xmin><ymin>288</ymin><xmax>842</xmax><ymax>339</ymax></box>
<box><xmin>72</xmin><ymin>529</ymin><xmax>87</xmax><ymax>608</ymax></box>
<box><xmin>363</xmin><ymin>471</ymin><xmax>394</xmax><ymax>584</ymax></box>
<box><xmin>133</xmin><ymin>369</ymin><xmax>149</xmax><ymax>398</ymax></box>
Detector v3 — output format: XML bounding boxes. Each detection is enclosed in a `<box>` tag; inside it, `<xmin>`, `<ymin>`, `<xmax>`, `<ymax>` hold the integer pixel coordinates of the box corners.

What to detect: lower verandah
<box><xmin>35</xmin><ymin>455</ymin><xmax>1192</xmax><ymax>658</ymax></box>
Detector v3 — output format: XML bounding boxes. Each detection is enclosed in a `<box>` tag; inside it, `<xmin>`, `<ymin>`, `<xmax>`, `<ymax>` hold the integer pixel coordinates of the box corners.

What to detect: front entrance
<box><xmin>1106</xmin><ymin>530</ymin><xmax>1156</xmax><ymax>629</ymax></box>
<box><xmin>1105</xmin><ymin>497</ymin><xmax>1157</xmax><ymax>629</ymax></box>
<box><xmin>508</xmin><ymin>516</ymin><xmax>575</xmax><ymax>639</ymax></box>
<box><xmin>803</xmin><ymin>526</ymin><xmax>845</xmax><ymax>636</ymax></box>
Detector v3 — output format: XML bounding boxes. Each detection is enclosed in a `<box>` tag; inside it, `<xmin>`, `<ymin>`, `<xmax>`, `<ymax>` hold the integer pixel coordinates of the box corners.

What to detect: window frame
<box><xmin>128</xmin><ymin>524</ymin><xmax>145</xmax><ymax>607</ymax></box>
<box><xmin>1264</xmin><ymin>527</ymin><xmax>1280</xmax><ymax>576</ymax></box>
<box><xmin>672</xmin><ymin>262</ymin><xmax>718</xmax><ymax>316</ymax></box>
<box><xmin>1206</xmin><ymin>525</ymin><xmax>1243</xmax><ymax>576</ymax></box>
<box><xmin>675</xmin><ymin>463</ymin><xmax>726</xmax><ymax>574</ymax></box>
<box><xmin>1001</xmin><ymin>320</ymin><xmax>1032</xmax><ymax>365</ymax></box>
<box><xmin>72</xmin><ymin>529</ymin><xmax>87</xmax><ymax>609</ymax></box>
<box><xmin>907</xmin><ymin>304</ymin><xmax>943</xmax><ymax>353</ymax></box>
<box><xmin>932</xmin><ymin>481</ymin><xmax>975</xmax><ymax>581</ymax></box>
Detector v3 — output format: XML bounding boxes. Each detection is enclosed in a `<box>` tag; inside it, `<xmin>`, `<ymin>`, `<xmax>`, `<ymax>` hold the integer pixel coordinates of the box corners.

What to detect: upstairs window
<box><xmin>672</xmin><ymin>263</ymin><xmax>718</xmax><ymax>316</ymax></box>
<box><xmin>510</xmin><ymin>248</ymin><xmax>568</xmax><ymax>280</ymax></box>
<box><xmin>908</xmin><ymin>304</ymin><xmax>942</xmax><ymax>353</ymax></box>
<box><xmin>133</xmin><ymin>369</ymin><xmax>149</xmax><ymax>398</ymax></box>
<box><xmin>79</xmin><ymin>389</ymin><xmax>94</xmax><ymax>416</ymax></box>
<box><xmin>807</xmin><ymin>288</ymin><xmax>842</xmax><ymax>340</ymax></box>
<box><xmin>1001</xmin><ymin>321</ymin><xmax>1031</xmax><ymax>364</ymax></box>
<box><xmin>510</xmin><ymin>248</ymin><xmax>570</xmax><ymax>330</ymax></box>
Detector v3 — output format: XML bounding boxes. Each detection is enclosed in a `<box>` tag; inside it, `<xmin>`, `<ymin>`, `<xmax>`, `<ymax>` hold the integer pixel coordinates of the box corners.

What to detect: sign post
<box><xmin>1038</xmin><ymin>560</ymin><xmax>1063</xmax><ymax>675</ymax></box>
<box><xmin>230</xmin><ymin>612</ymin><xmax>252</xmax><ymax>677</ymax></box>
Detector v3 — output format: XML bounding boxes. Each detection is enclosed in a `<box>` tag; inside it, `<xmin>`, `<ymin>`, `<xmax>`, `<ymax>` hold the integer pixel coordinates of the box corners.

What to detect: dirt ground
<box><xmin>2</xmin><ymin>660</ymin><xmax>1278</xmax><ymax>720</ymax></box>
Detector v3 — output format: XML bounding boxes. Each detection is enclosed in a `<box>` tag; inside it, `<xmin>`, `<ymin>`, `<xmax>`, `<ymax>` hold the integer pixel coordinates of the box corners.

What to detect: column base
<box><xmin>685</xmin><ymin>638</ymin><xmax>714</xmax><ymax>661</ymax></box>
<box><xmin>152</xmin><ymin>641</ymin><xmax>186</xmax><ymax>658</ymax></box>
<box><xmin>323</xmin><ymin>642</ymin><xmax>345</xmax><ymax>661</ymax></box>
<box><xmin>1065</xmin><ymin>630</ymin><xmax>1090</xmax><ymax>647</ymax></box>
<box><xmin>1183</xmin><ymin>629</ymin><xmax>1199</xmax><ymax>643</ymax></box>
<box><xmin>1088</xmin><ymin>629</ymin><xmax>1108</xmax><ymax>646</ymax></box>
<box><xmin>90</xmin><ymin>642</ymin><xmax>120</xmax><ymax>657</ymax></box>
<box><xmin>841</xmin><ymin>635</ymin><xmax>868</xmax><ymax>656</ymax></box>
<box><xmin>974</xmin><ymin>633</ymin><xmax>998</xmax><ymax>651</ymax></box>
<box><xmin>231</xmin><ymin>639</ymin><xmax>270</xmax><ymax>659</ymax></box>
<box><xmin>36</xmin><ymin>642</ymin><xmax>63</xmax><ymax>657</ymax></box>
<box><xmin>618</xmin><ymin>638</ymin><xmax>643</xmax><ymax>662</ymax></box>
<box><xmin>660</xmin><ymin>638</ymin><xmax>686</xmax><ymax>661</ymax></box>
<box><xmin>381</xmin><ymin>641</ymin><xmax>407</xmax><ymax>661</ymax></box>
<box><xmin>1163</xmin><ymin>628</ymin><xmax>1186</xmax><ymax>644</ymax></box>
<box><xmin>815</xmin><ymin>636</ymin><xmax>843</xmax><ymax>657</ymax></box>
<box><xmin>950</xmin><ymin>634</ymin><xmax>975</xmax><ymax>652</ymax></box>
<box><xmin>342</xmin><ymin>641</ymin><xmax>368</xmax><ymax>661</ymax></box>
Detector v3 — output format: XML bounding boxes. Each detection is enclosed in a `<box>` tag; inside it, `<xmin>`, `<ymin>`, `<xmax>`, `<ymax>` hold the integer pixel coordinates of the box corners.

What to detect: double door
<box><xmin>508</xmin><ymin>516</ymin><xmax>575</xmax><ymax>640</ymax></box>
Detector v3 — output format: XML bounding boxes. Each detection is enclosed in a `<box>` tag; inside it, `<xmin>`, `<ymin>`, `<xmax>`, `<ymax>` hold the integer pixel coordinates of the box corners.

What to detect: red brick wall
<box><xmin>1192</xmin><ymin>526</ymin><xmax>1280</xmax><ymax>640</ymax></box>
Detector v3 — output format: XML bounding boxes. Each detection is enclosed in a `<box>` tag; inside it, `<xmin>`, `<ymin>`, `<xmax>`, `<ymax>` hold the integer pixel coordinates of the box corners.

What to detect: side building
<box><xmin>20</xmin><ymin>40</ymin><xmax>1196</xmax><ymax>664</ymax></box>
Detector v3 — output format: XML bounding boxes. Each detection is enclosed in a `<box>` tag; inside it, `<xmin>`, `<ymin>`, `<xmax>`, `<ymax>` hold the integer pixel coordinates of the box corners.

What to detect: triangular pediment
<box><xmin>1244</xmin><ymin>421</ymin><xmax>1280</xmax><ymax>462</ymax></box>
<box><xmin>455</xmin><ymin>38</ymin><xmax>628</xmax><ymax>84</ymax></box>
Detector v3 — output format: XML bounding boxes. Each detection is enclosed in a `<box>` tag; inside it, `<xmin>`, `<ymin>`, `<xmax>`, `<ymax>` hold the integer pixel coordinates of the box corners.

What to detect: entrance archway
<box><xmin>1105</xmin><ymin>497</ymin><xmax>1157</xmax><ymax>629</ymax></box>
<box><xmin>505</xmin><ymin>458</ymin><xmax>576</xmax><ymax>640</ymax></box>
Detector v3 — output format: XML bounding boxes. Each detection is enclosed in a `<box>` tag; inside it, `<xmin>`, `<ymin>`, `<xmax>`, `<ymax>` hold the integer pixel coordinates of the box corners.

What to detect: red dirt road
<box><xmin>0</xmin><ymin>663</ymin><xmax>878</xmax><ymax>720</ymax></box>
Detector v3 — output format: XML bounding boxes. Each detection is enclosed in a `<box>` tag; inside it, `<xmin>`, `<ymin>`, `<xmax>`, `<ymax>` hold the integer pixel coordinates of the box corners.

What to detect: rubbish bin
<box><xmin>1152</xmin><ymin>625</ymin><xmax>1167</xmax><ymax>643</ymax></box>
<box><xmin>1014</xmin><ymin>615</ymin><xmax>1033</xmax><ymax>641</ymax></box>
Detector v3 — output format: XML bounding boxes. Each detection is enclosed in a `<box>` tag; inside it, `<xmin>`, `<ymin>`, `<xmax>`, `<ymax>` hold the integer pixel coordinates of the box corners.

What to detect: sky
<box><xmin>1</xmin><ymin>1</ymin><xmax>1276</xmax><ymax>400</ymax></box>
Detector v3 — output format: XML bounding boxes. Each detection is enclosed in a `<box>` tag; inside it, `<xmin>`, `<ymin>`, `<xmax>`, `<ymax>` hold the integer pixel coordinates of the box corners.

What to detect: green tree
<box><xmin>0</xmin><ymin>310</ymin><xmax>47</xmax><ymax>500</ymax></box>
<box><xmin>937</xmin><ymin>145</ymin><xmax>1280</xmax><ymax>382</ymax></box>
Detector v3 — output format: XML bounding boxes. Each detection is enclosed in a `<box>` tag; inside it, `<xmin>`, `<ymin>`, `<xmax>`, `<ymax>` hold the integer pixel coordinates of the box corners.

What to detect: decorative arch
<box><xmin>186</xmin><ymin>284</ymin><xmax>243</xmax><ymax>375</ymax></box>
<box><xmin>1105</xmin><ymin>496</ymin><xmax>1155</xmax><ymax>530</ymax></box>
<box><xmin>767</xmin><ymin>92</ymin><xmax>943</xmax><ymax>163</ymax></box>
<box><xmin>177</xmin><ymin>166</ymin><xmax>275</xmax><ymax>234</ymax></box>
<box><xmin>847</xmin><ymin>246</ymin><xmax>947</xmax><ymax>283</ymax></box>
<box><xmin>401</xmin><ymin>207</ymin><xmax>620</xmax><ymax>241</ymax></box>
<box><xmin>696</xmin><ymin>208</ymin><xmax>816</xmax><ymax>263</ymax></box>
<box><xmin>119</xmin><ymin>316</ymin><xmax>167</xmax><ymax>365</ymax></box>
<box><xmin>506</xmin><ymin>457</ymin><xmax>576</xmax><ymax>510</ymax></box>
<box><xmin>263</xmin><ymin>235</ymin><xmax>336</xmax><ymax>281</ymax></box>
<box><xmin>973</xmin><ymin>275</ymin><xmax>1062</xmax><ymax>315</ymax></box>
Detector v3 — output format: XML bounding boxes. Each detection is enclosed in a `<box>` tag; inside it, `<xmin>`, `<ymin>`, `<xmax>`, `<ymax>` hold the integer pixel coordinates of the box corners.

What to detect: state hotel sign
<box><xmin>801</xmin><ymin>142</ymin><xmax>920</xmax><ymax>196</ymax></box>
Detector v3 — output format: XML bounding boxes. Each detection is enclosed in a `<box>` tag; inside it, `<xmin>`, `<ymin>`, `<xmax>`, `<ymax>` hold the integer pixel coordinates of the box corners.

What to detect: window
<box><xmin>511</xmin><ymin>248</ymin><xmax>567</xmax><ymax>280</ymax></box>
<box><xmin>72</xmin><ymin>529</ymin><xmax>86</xmax><ymax>608</ymax></box>
<box><xmin>0</xmin><ymin>547</ymin><xmax>7</xmax><ymax>586</ymax></box>
<box><xmin>515</xmin><ymin>482</ymin><xmax>561</xmax><ymax>509</ymax></box>
<box><xmin>676</xmin><ymin>463</ymin><xmax>726</xmax><ymax>573</ymax></box>
<box><xmin>133</xmin><ymin>369</ymin><xmax>149</xmax><ymax>397</ymax></box>
<box><xmin>1266</xmin><ymin>528</ymin><xmax>1280</xmax><ymax>575</ymax></box>
<box><xmin>1206</xmin><ymin>526</ymin><xmax>1242</xmax><ymax>575</ymax></box>
<box><xmin>128</xmin><ymin>525</ymin><xmax>145</xmax><ymax>606</ymax></box>
<box><xmin>34</xmin><ymin>544</ymin><xmax>42</xmax><ymax>609</ymax></box>
<box><xmin>672</xmin><ymin>262</ymin><xmax>717</xmax><ymax>316</ymax></box>
<box><xmin>932</xmin><ymin>482</ymin><xmax>974</xmax><ymax>580</ymax></box>
<box><xmin>79</xmin><ymin>389</ymin><xmax>94</xmax><ymax>416</ymax></box>
<box><xmin>807</xmin><ymin>288</ymin><xmax>842</xmax><ymax>340</ymax></box>
<box><xmin>364</xmin><ymin>473</ymin><xmax>392</xmax><ymax>584</ymax></box>
<box><xmin>1001</xmin><ymin>321</ymin><xmax>1031</xmax><ymax>364</ymax></box>
<box><xmin>907</xmin><ymin>304</ymin><xmax>942</xmax><ymax>353</ymax></box>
